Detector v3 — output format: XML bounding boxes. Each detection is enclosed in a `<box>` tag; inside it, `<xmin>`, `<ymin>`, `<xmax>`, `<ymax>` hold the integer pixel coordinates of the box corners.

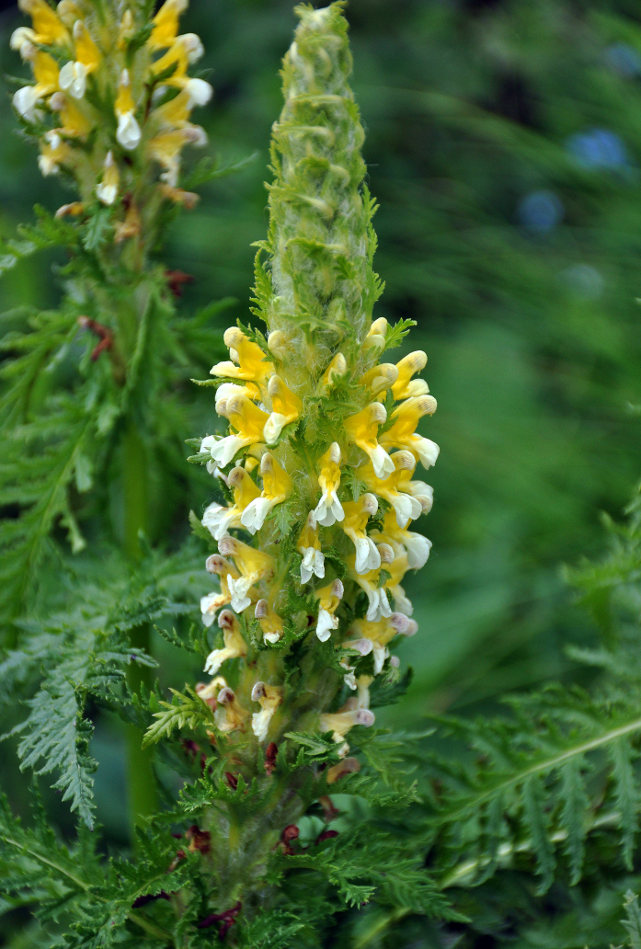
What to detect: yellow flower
<box><xmin>297</xmin><ymin>514</ymin><xmax>325</xmax><ymax>584</ymax></box>
<box><xmin>150</xmin><ymin>33</ymin><xmax>203</xmax><ymax>87</ymax></box>
<box><xmin>351</xmin><ymin>562</ymin><xmax>392</xmax><ymax>622</ymax></box>
<box><xmin>214</xmin><ymin>686</ymin><xmax>249</xmax><ymax>734</ymax></box>
<box><xmin>311</xmin><ymin>442</ymin><xmax>344</xmax><ymax>527</ymax></box>
<box><xmin>203</xmin><ymin>609</ymin><xmax>247</xmax><ymax>676</ymax></box>
<box><xmin>147</xmin><ymin>124</ymin><xmax>207</xmax><ymax>186</ymax></box>
<box><xmin>115</xmin><ymin>69</ymin><xmax>141</xmax><ymax>150</ymax></box>
<box><xmin>320</xmin><ymin>352</ymin><xmax>347</xmax><ymax>389</ymax></box>
<box><xmin>18</xmin><ymin>0</ymin><xmax>68</xmax><ymax>46</ymax></box>
<box><xmin>391</xmin><ymin>351</ymin><xmax>430</xmax><ymax>401</ymax></box>
<box><xmin>49</xmin><ymin>89</ymin><xmax>92</xmax><ymax>138</ymax></box>
<box><xmin>73</xmin><ymin>20</ymin><xmax>100</xmax><ymax>69</ymax></box>
<box><xmin>37</xmin><ymin>130</ymin><xmax>70</xmax><ymax>176</ymax></box>
<box><xmin>314</xmin><ymin>578</ymin><xmax>344</xmax><ymax>642</ymax></box>
<box><xmin>341</xmin><ymin>493</ymin><xmax>381</xmax><ymax>574</ymax></box>
<box><xmin>151</xmin><ymin>80</ymin><xmax>212</xmax><ymax>131</ymax></box>
<box><xmin>250</xmin><ymin>681</ymin><xmax>283</xmax><ymax>742</ymax></box>
<box><xmin>218</xmin><ymin>535</ymin><xmax>274</xmax><ymax>584</ymax></box>
<box><xmin>206</xmin><ymin>394</ymin><xmax>268</xmax><ymax>468</ymax></box>
<box><xmin>96</xmin><ymin>150</ymin><xmax>119</xmax><ymax>205</ymax></box>
<box><xmin>263</xmin><ymin>374</ymin><xmax>302</xmax><ymax>444</ymax></box>
<box><xmin>201</xmin><ymin>466</ymin><xmax>261</xmax><ymax>541</ymax></box>
<box><xmin>319</xmin><ymin>693</ymin><xmax>375</xmax><ymax>745</ymax></box>
<box><xmin>360</xmin><ymin>450</ymin><xmax>423</xmax><ymax>527</ymax></box>
<box><xmin>364</xmin><ymin>317</ymin><xmax>388</xmax><ymax>354</ymax></box>
<box><xmin>241</xmin><ymin>452</ymin><xmax>292</xmax><ymax>534</ymax></box>
<box><xmin>255</xmin><ymin>598</ymin><xmax>285</xmax><ymax>645</ymax></box>
<box><xmin>360</xmin><ymin>362</ymin><xmax>399</xmax><ymax>397</ymax></box>
<box><xmin>211</xmin><ymin>328</ymin><xmax>274</xmax><ymax>391</ymax></box>
<box><xmin>344</xmin><ymin>402</ymin><xmax>394</xmax><ymax>479</ymax></box>
<box><xmin>379</xmin><ymin>395</ymin><xmax>439</xmax><ymax>469</ymax></box>
<box><xmin>13</xmin><ymin>50</ymin><xmax>59</xmax><ymax>121</ymax></box>
<box><xmin>149</xmin><ymin>0</ymin><xmax>188</xmax><ymax>51</ymax></box>
<box><xmin>345</xmin><ymin>614</ymin><xmax>417</xmax><ymax>675</ymax></box>
<box><xmin>373</xmin><ymin>509</ymin><xmax>432</xmax><ymax>570</ymax></box>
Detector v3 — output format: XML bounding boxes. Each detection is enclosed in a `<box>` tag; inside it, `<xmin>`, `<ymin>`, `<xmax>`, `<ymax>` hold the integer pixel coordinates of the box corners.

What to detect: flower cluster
<box><xmin>194</xmin><ymin>3</ymin><xmax>438</xmax><ymax>758</ymax></box>
<box><xmin>11</xmin><ymin>0</ymin><xmax>211</xmax><ymax>219</ymax></box>
<box><xmin>198</xmin><ymin>318</ymin><xmax>437</xmax><ymax>749</ymax></box>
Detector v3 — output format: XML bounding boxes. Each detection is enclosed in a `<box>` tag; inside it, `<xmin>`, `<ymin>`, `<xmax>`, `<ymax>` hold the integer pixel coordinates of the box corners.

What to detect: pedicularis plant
<box><xmin>3</xmin><ymin>2</ymin><xmax>641</xmax><ymax>948</ymax></box>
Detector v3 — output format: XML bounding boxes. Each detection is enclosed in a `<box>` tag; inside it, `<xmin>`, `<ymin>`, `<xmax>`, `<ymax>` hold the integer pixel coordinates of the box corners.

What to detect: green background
<box><xmin>1</xmin><ymin>0</ymin><xmax>641</xmax><ymax>849</ymax></box>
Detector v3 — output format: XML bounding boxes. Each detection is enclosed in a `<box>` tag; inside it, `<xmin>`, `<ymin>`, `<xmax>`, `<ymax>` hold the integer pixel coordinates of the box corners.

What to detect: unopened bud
<box><xmin>370</xmin><ymin>402</ymin><xmax>387</xmax><ymax>424</ymax></box>
<box><xmin>267</xmin><ymin>330</ymin><xmax>287</xmax><ymax>358</ymax></box>
<box><xmin>344</xmin><ymin>638</ymin><xmax>372</xmax><ymax>656</ymax></box>
<box><xmin>327</xmin><ymin>442</ymin><xmax>341</xmax><ymax>464</ymax></box>
<box><xmin>227</xmin><ymin>466</ymin><xmax>246</xmax><ymax>488</ymax></box>
<box><xmin>354</xmin><ymin>708</ymin><xmax>375</xmax><ymax>727</ymax></box>
<box><xmin>331</xmin><ymin>578</ymin><xmax>344</xmax><ymax>599</ymax></box>
<box><xmin>217</xmin><ymin>535</ymin><xmax>236</xmax><ymax>556</ymax></box>
<box><xmin>394</xmin><ymin>450</ymin><xmax>416</xmax><ymax>471</ymax></box>
<box><xmin>255</xmin><ymin>599</ymin><xmax>269</xmax><ymax>619</ymax></box>
<box><xmin>217</xmin><ymin>610</ymin><xmax>235</xmax><ymax>630</ymax></box>
<box><xmin>251</xmin><ymin>681</ymin><xmax>267</xmax><ymax>702</ymax></box>
<box><xmin>361</xmin><ymin>493</ymin><xmax>378</xmax><ymax>516</ymax></box>
<box><xmin>377</xmin><ymin>543</ymin><xmax>394</xmax><ymax>564</ymax></box>
<box><xmin>205</xmin><ymin>554</ymin><xmax>226</xmax><ymax>574</ymax></box>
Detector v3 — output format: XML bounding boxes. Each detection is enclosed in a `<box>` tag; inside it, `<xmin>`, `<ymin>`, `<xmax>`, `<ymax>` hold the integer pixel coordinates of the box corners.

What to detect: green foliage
<box><xmin>4</xmin><ymin>1</ymin><xmax>641</xmax><ymax>948</ymax></box>
<box><xmin>143</xmin><ymin>686</ymin><xmax>214</xmax><ymax>746</ymax></box>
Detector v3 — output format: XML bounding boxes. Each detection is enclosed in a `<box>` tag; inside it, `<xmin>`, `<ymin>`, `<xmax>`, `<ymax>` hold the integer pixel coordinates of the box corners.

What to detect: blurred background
<box><xmin>1</xmin><ymin>0</ymin><xmax>641</xmax><ymax>849</ymax></box>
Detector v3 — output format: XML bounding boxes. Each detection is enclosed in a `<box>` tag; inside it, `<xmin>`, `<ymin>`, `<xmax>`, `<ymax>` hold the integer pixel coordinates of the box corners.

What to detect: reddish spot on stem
<box><xmin>165</xmin><ymin>269</ymin><xmax>194</xmax><ymax>297</ymax></box>
<box><xmin>77</xmin><ymin>316</ymin><xmax>113</xmax><ymax>362</ymax></box>
<box><xmin>264</xmin><ymin>742</ymin><xmax>278</xmax><ymax>775</ymax></box>
<box><xmin>196</xmin><ymin>900</ymin><xmax>242</xmax><ymax>939</ymax></box>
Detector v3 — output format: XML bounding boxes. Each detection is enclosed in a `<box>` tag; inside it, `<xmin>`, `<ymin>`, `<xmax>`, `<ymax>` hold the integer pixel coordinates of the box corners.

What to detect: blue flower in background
<box><xmin>517</xmin><ymin>190</ymin><xmax>564</xmax><ymax>234</ymax></box>
<box><xmin>604</xmin><ymin>43</ymin><xmax>641</xmax><ymax>78</ymax></box>
<box><xmin>566</xmin><ymin>128</ymin><xmax>630</xmax><ymax>170</ymax></box>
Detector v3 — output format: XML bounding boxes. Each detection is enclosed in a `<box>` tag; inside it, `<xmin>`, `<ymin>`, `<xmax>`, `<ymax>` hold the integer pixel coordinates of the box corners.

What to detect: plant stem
<box><xmin>123</xmin><ymin>414</ymin><xmax>157</xmax><ymax>836</ymax></box>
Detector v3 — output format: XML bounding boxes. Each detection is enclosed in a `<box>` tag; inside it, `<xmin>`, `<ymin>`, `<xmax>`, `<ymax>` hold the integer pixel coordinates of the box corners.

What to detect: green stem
<box><xmin>123</xmin><ymin>415</ymin><xmax>157</xmax><ymax>837</ymax></box>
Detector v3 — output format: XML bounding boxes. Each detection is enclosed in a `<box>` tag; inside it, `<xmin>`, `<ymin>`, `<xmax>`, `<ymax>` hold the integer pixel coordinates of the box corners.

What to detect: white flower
<box><xmin>353</xmin><ymin>536</ymin><xmax>382</xmax><ymax>575</ymax></box>
<box><xmin>226</xmin><ymin>574</ymin><xmax>252</xmax><ymax>613</ymax></box>
<box><xmin>180</xmin><ymin>32</ymin><xmax>205</xmax><ymax>63</ymax></box>
<box><xmin>389</xmin><ymin>492</ymin><xmax>422</xmax><ymax>527</ymax></box>
<box><xmin>365</xmin><ymin>587</ymin><xmax>392</xmax><ymax>622</ymax></box>
<box><xmin>240</xmin><ymin>497</ymin><xmax>273</xmax><ymax>534</ymax></box>
<box><xmin>200</xmin><ymin>592</ymin><xmax>221</xmax><ymax>627</ymax></box>
<box><xmin>13</xmin><ymin>85</ymin><xmax>42</xmax><ymax>122</ymax></box>
<box><xmin>414</xmin><ymin>436</ymin><xmax>440</xmax><ymax>470</ymax></box>
<box><xmin>185</xmin><ymin>77</ymin><xmax>213</xmax><ymax>106</ymax></box>
<box><xmin>300</xmin><ymin>547</ymin><xmax>325</xmax><ymax>584</ymax></box>
<box><xmin>59</xmin><ymin>61</ymin><xmax>88</xmax><ymax>99</ymax></box>
<box><xmin>116</xmin><ymin>111</ymin><xmax>141</xmax><ymax>150</ymax></box>
<box><xmin>316</xmin><ymin>608</ymin><xmax>338</xmax><ymax>642</ymax></box>
<box><xmin>10</xmin><ymin>27</ymin><xmax>36</xmax><ymax>59</ymax></box>
<box><xmin>202</xmin><ymin>501</ymin><xmax>235</xmax><ymax>541</ymax></box>
<box><xmin>204</xmin><ymin>434</ymin><xmax>246</xmax><ymax>468</ymax></box>
<box><xmin>404</xmin><ymin>532</ymin><xmax>431</xmax><ymax>569</ymax></box>
<box><xmin>263</xmin><ymin>412</ymin><xmax>289</xmax><ymax>444</ymax></box>
<box><xmin>312</xmin><ymin>488</ymin><xmax>344</xmax><ymax>527</ymax></box>
<box><xmin>369</xmin><ymin>443</ymin><xmax>394</xmax><ymax>479</ymax></box>
<box><xmin>203</xmin><ymin>646</ymin><xmax>232</xmax><ymax>675</ymax></box>
<box><xmin>408</xmin><ymin>480</ymin><xmax>433</xmax><ymax>513</ymax></box>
